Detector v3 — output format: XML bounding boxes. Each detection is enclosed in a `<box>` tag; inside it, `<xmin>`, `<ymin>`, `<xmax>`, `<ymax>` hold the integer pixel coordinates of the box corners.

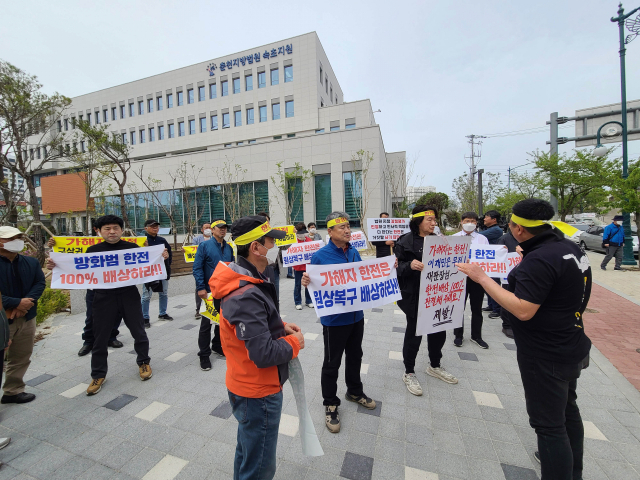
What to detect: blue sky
<box><xmin>2</xmin><ymin>0</ymin><xmax>639</xmax><ymax>197</ymax></box>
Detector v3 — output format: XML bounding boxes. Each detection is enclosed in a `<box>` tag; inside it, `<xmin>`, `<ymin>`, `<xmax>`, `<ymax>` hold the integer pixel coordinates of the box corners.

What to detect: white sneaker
<box><xmin>0</xmin><ymin>437</ymin><xmax>11</xmax><ymax>450</ymax></box>
<box><xmin>426</xmin><ymin>365</ymin><xmax>458</xmax><ymax>384</ymax></box>
<box><xmin>402</xmin><ymin>373</ymin><xmax>423</xmax><ymax>396</ymax></box>
<box><xmin>306</xmin><ymin>303</ymin><xmax>314</xmax><ymax>308</ymax></box>
<box><xmin>295</xmin><ymin>305</ymin><xmax>303</xmax><ymax>310</ymax></box>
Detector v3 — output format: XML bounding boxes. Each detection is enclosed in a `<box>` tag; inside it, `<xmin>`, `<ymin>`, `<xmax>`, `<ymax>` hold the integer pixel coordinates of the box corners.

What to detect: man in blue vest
<box><xmin>601</xmin><ymin>215</ymin><xmax>625</xmax><ymax>271</ymax></box>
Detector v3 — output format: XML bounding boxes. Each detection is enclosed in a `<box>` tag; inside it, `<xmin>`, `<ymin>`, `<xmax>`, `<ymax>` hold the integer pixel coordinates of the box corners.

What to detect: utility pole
<box><xmin>547</xmin><ymin>112</ymin><xmax>559</xmax><ymax>215</ymax></box>
<box><xmin>465</xmin><ymin>134</ymin><xmax>486</xmax><ymax>208</ymax></box>
<box><xmin>477</xmin><ymin>169</ymin><xmax>484</xmax><ymax>216</ymax></box>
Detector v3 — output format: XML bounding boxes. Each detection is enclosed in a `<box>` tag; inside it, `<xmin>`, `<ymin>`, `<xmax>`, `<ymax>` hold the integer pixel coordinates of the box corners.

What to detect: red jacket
<box><xmin>293</xmin><ymin>236</ymin><xmax>312</xmax><ymax>272</ymax></box>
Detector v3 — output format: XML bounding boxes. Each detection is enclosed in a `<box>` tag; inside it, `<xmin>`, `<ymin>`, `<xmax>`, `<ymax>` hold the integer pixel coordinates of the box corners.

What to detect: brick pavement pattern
<box><xmin>1</xmin><ymin>277</ymin><xmax>640</xmax><ymax>479</ymax></box>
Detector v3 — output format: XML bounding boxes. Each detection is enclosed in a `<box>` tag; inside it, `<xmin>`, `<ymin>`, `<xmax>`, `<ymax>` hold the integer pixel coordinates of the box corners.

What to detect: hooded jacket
<box><xmin>210</xmin><ymin>256</ymin><xmax>300</xmax><ymax>398</ymax></box>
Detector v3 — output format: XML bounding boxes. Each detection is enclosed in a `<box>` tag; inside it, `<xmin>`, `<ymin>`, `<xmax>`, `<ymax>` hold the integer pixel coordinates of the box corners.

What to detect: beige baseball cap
<box><xmin>0</xmin><ymin>226</ymin><xmax>23</xmax><ymax>239</ymax></box>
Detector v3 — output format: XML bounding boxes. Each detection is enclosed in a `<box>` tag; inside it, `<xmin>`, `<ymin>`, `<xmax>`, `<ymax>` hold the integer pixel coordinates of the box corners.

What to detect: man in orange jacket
<box><xmin>210</xmin><ymin>215</ymin><xmax>305</xmax><ymax>480</ymax></box>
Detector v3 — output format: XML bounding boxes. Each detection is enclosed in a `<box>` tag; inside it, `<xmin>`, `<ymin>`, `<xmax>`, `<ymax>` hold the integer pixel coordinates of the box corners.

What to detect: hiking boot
<box><xmin>200</xmin><ymin>356</ymin><xmax>212</xmax><ymax>371</ymax></box>
<box><xmin>454</xmin><ymin>337</ymin><xmax>463</xmax><ymax>347</ymax></box>
<box><xmin>402</xmin><ymin>373</ymin><xmax>423</xmax><ymax>396</ymax></box>
<box><xmin>86</xmin><ymin>378</ymin><xmax>105</xmax><ymax>396</ymax></box>
<box><xmin>471</xmin><ymin>338</ymin><xmax>489</xmax><ymax>349</ymax></box>
<box><xmin>158</xmin><ymin>314</ymin><xmax>173</xmax><ymax>320</ymax></box>
<box><xmin>345</xmin><ymin>393</ymin><xmax>376</xmax><ymax>410</ymax></box>
<box><xmin>139</xmin><ymin>363</ymin><xmax>153</xmax><ymax>381</ymax></box>
<box><xmin>325</xmin><ymin>406</ymin><xmax>340</xmax><ymax>433</ymax></box>
<box><xmin>426</xmin><ymin>365</ymin><xmax>458</xmax><ymax>384</ymax></box>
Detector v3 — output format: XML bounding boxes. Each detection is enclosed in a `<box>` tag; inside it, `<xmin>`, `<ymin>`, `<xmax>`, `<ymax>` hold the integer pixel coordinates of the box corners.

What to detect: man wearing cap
<box><xmin>0</xmin><ymin>226</ymin><xmax>45</xmax><ymax>404</ymax></box>
<box><xmin>457</xmin><ymin>199</ymin><xmax>591</xmax><ymax>480</ymax></box>
<box><xmin>209</xmin><ymin>215</ymin><xmax>304</xmax><ymax>480</ymax></box>
<box><xmin>193</xmin><ymin>219</ymin><xmax>233</xmax><ymax>371</ymax></box>
<box><xmin>141</xmin><ymin>220</ymin><xmax>173</xmax><ymax>326</ymax></box>
<box><xmin>301</xmin><ymin>212</ymin><xmax>377</xmax><ymax>434</ymax></box>
<box><xmin>601</xmin><ymin>215</ymin><xmax>625</xmax><ymax>271</ymax></box>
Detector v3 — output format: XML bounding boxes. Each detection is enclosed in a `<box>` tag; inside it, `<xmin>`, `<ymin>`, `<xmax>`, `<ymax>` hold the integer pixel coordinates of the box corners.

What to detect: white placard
<box><xmin>282</xmin><ymin>240</ymin><xmax>325</xmax><ymax>267</ymax></box>
<box><xmin>468</xmin><ymin>245</ymin><xmax>509</xmax><ymax>278</ymax></box>
<box><xmin>501</xmin><ymin>252</ymin><xmax>523</xmax><ymax>284</ymax></box>
<box><xmin>326</xmin><ymin>231</ymin><xmax>367</xmax><ymax>251</ymax></box>
<box><xmin>367</xmin><ymin>218</ymin><xmax>410</xmax><ymax>241</ymax></box>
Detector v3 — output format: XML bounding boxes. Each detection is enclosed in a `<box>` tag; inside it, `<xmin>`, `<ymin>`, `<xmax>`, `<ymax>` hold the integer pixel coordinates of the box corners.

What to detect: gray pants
<box><xmin>601</xmin><ymin>245</ymin><xmax>623</xmax><ymax>269</ymax></box>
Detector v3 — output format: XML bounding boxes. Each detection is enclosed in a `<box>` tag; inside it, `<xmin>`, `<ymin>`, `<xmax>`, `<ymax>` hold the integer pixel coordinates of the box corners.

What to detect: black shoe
<box><xmin>158</xmin><ymin>314</ymin><xmax>173</xmax><ymax>320</ymax></box>
<box><xmin>212</xmin><ymin>347</ymin><xmax>225</xmax><ymax>358</ymax></box>
<box><xmin>614</xmin><ymin>268</ymin><xmax>624</xmax><ymax>271</ymax></box>
<box><xmin>144</xmin><ymin>321</ymin><xmax>151</xmax><ymax>329</ymax></box>
<box><xmin>195</xmin><ymin>312</ymin><xmax>202</xmax><ymax>319</ymax></box>
<box><xmin>108</xmin><ymin>339</ymin><xmax>124</xmax><ymax>348</ymax></box>
<box><xmin>287</xmin><ymin>276</ymin><xmax>294</xmax><ymax>279</ymax></box>
<box><xmin>502</xmin><ymin>327</ymin><xmax>514</xmax><ymax>339</ymax></box>
<box><xmin>482</xmin><ymin>306</ymin><xmax>492</xmax><ymax>312</ymax></box>
<box><xmin>200</xmin><ymin>356</ymin><xmax>212</xmax><ymax>371</ymax></box>
<box><xmin>601</xmin><ymin>267</ymin><xmax>606</xmax><ymax>271</ymax></box>
<box><xmin>78</xmin><ymin>344</ymin><xmax>92</xmax><ymax>356</ymax></box>
<box><xmin>1</xmin><ymin>392</ymin><xmax>36</xmax><ymax>404</ymax></box>
<box><xmin>454</xmin><ymin>337</ymin><xmax>463</xmax><ymax>347</ymax></box>
<box><xmin>471</xmin><ymin>338</ymin><xmax>489</xmax><ymax>349</ymax></box>
<box><xmin>534</xmin><ymin>451</ymin><xmax>540</xmax><ymax>464</ymax></box>
<box><xmin>488</xmin><ymin>312</ymin><xmax>500</xmax><ymax>319</ymax></box>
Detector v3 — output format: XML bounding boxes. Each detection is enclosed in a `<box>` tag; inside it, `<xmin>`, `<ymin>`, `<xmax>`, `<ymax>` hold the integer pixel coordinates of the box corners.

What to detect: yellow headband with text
<box><xmin>211</xmin><ymin>220</ymin><xmax>227</xmax><ymax>228</ymax></box>
<box><xmin>510</xmin><ymin>214</ymin><xmax>578</xmax><ymax>237</ymax></box>
<box><xmin>409</xmin><ymin>210</ymin><xmax>435</xmax><ymax>219</ymax></box>
<box><xmin>233</xmin><ymin>221</ymin><xmax>273</xmax><ymax>246</ymax></box>
<box><xmin>327</xmin><ymin>217</ymin><xmax>349</xmax><ymax>228</ymax></box>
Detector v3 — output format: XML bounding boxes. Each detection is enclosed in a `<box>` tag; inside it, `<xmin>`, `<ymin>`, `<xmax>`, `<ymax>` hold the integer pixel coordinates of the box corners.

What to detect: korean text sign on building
<box><xmin>282</xmin><ymin>241</ymin><xmax>325</xmax><ymax>267</ymax></box>
<box><xmin>52</xmin><ymin>236</ymin><xmax>146</xmax><ymax>254</ymax></box>
<box><xmin>306</xmin><ymin>255</ymin><xmax>401</xmax><ymax>316</ymax></box>
<box><xmin>50</xmin><ymin>245</ymin><xmax>167</xmax><ymax>290</ymax></box>
<box><xmin>367</xmin><ymin>218</ymin><xmax>410</xmax><ymax>241</ymax></box>
<box><xmin>468</xmin><ymin>245</ymin><xmax>508</xmax><ymax>278</ymax></box>
<box><xmin>416</xmin><ymin>236</ymin><xmax>471</xmax><ymax>335</ymax></box>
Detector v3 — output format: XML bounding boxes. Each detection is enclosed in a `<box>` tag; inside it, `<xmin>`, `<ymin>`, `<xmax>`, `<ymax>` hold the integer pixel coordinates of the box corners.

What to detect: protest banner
<box><xmin>183</xmin><ymin>245</ymin><xmax>198</xmax><ymax>263</ymax></box>
<box><xmin>501</xmin><ymin>252</ymin><xmax>523</xmax><ymax>284</ymax></box>
<box><xmin>416</xmin><ymin>236</ymin><xmax>471</xmax><ymax>336</ymax></box>
<box><xmin>468</xmin><ymin>245</ymin><xmax>509</xmax><ymax>278</ymax></box>
<box><xmin>200</xmin><ymin>295</ymin><xmax>220</xmax><ymax>324</ymax></box>
<box><xmin>282</xmin><ymin>240</ymin><xmax>325</xmax><ymax>267</ymax></box>
<box><xmin>274</xmin><ymin>225</ymin><xmax>296</xmax><ymax>246</ymax></box>
<box><xmin>50</xmin><ymin>245</ymin><xmax>167</xmax><ymax>290</ymax></box>
<box><xmin>52</xmin><ymin>236</ymin><xmax>146</xmax><ymax>254</ymax></box>
<box><xmin>306</xmin><ymin>255</ymin><xmax>401</xmax><ymax>316</ymax></box>
<box><xmin>325</xmin><ymin>231</ymin><xmax>367</xmax><ymax>251</ymax></box>
<box><xmin>367</xmin><ymin>217</ymin><xmax>410</xmax><ymax>241</ymax></box>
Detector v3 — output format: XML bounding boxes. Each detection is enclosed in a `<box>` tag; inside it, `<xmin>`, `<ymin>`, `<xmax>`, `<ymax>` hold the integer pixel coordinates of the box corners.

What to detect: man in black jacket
<box><xmin>141</xmin><ymin>219</ymin><xmax>173</xmax><ymax>326</ymax></box>
<box><xmin>0</xmin><ymin>226</ymin><xmax>46</xmax><ymax>404</ymax></box>
<box><xmin>371</xmin><ymin>212</ymin><xmax>394</xmax><ymax>258</ymax></box>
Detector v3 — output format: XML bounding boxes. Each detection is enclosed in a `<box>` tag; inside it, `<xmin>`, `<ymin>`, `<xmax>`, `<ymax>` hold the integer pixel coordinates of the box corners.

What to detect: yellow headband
<box><xmin>327</xmin><ymin>217</ymin><xmax>349</xmax><ymax>228</ymax></box>
<box><xmin>510</xmin><ymin>214</ymin><xmax>578</xmax><ymax>237</ymax></box>
<box><xmin>233</xmin><ymin>221</ymin><xmax>273</xmax><ymax>246</ymax></box>
<box><xmin>409</xmin><ymin>210</ymin><xmax>435</xmax><ymax>219</ymax></box>
<box><xmin>211</xmin><ymin>220</ymin><xmax>227</xmax><ymax>228</ymax></box>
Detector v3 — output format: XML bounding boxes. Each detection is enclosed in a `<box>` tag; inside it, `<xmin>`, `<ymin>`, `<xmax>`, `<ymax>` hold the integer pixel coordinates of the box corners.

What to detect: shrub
<box><xmin>36</xmin><ymin>287</ymin><xmax>69</xmax><ymax>325</ymax></box>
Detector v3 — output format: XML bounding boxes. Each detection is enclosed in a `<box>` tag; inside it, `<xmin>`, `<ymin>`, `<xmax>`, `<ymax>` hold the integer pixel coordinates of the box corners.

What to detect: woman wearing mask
<box><xmin>307</xmin><ymin>222</ymin><xmax>322</xmax><ymax>241</ymax></box>
<box><xmin>293</xmin><ymin>222</ymin><xmax>313</xmax><ymax>310</ymax></box>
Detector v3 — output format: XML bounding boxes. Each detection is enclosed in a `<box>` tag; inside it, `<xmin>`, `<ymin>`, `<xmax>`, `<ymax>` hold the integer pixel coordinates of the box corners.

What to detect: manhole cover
<box><xmin>585</xmin><ymin>308</ymin><xmax>599</xmax><ymax>314</ymax></box>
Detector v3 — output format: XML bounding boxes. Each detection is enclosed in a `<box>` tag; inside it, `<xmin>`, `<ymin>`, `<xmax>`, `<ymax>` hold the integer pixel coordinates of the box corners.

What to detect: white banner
<box><xmin>50</xmin><ymin>245</ymin><xmax>167</xmax><ymax>290</ymax></box>
<box><xmin>468</xmin><ymin>245</ymin><xmax>509</xmax><ymax>278</ymax></box>
<box><xmin>501</xmin><ymin>252</ymin><xmax>523</xmax><ymax>284</ymax></box>
<box><xmin>325</xmin><ymin>231</ymin><xmax>367</xmax><ymax>251</ymax></box>
<box><xmin>367</xmin><ymin>218</ymin><xmax>410</xmax><ymax>241</ymax></box>
<box><xmin>306</xmin><ymin>255</ymin><xmax>401</xmax><ymax>317</ymax></box>
<box><xmin>416</xmin><ymin>236</ymin><xmax>471</xmax><ymax>335</ymax></box>
<box><xmin>282</xmin><ymin>240</ymin><xmax>325</xmax><ymax>267</ymax></box>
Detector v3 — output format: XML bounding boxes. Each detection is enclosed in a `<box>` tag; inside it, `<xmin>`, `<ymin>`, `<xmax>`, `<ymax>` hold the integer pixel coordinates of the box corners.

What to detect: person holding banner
<box><xmin>293</xmin><ymin>223</ymin><xmax>313</xmax><ymax>310</ymax></box>
<box><xmin>456</xmin><ymin>199</ymin><xmax>591</xmax><ymax>480</ymax></box>
<box><xmin>141</xmin><ymin>219</ymin><xmax>173</xmax><ymax>325</ymax></box>
<box><xmin>395</xmin><ymin>206</ymin><xmax>458</xmax><ymax>396</ymax></box>
<box><xmin>301</xmin><ymin>212</ymin><xmax>377</xmax><ymax>434</ymax></box>
<box><xmin>371</xmin><ymin>212</ymin><xmax>395</xmax><ymax>258</ymax></box>
<box><xmin>193</xmin><ymin>219</ymin><xmax>233</xmax><ymax>370</ymax></box>
<box><xmin>209</xmin><ymin>215</ymin><xmax>304</xmax><ymax>480</ymax></box>
<box><xmin>452</xmin><ymin>212</ymin><xmax>489</xmax><ymax>349</ymax></box>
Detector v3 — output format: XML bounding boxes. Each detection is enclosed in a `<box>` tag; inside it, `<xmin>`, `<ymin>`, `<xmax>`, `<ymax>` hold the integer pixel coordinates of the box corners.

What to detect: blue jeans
<box><xmin>287</xmin><ymin>266</ymin><xmax>294</xmax><ymax>278</ymax></box>
<box><xmin>229</xmin><ymin>390</ymin><xmax>283</xmax><ymax>480</ymax></box>
<box><xmin>141</xmin><ymin>280</ymin><xmax>168</xmax><ymax>319</ymax></box>
<box><xmin>294</xmin><ymin>270</ymin><xmax>311</xmax><ymax>306</ymax></box>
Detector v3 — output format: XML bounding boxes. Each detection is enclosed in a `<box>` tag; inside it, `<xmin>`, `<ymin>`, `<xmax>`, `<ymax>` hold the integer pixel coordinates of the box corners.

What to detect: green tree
<box><xmin>416</xmin><ymin>192</ymin><xmax>449</xmax><ymax>229</ymax></box>
<box><xmin>270</xmin><ymin>161</ymin><xmax>313</xmax><ymax>224</ymax></box>
<box><xmin>607</xmin><ymin>156</ymin><xmax>640</xmax><ymax>234</ymax></box>
<box><xmin>452</xmin><ymin>172</ymin><xmax>477</xmax><ymax>213</ymax></box>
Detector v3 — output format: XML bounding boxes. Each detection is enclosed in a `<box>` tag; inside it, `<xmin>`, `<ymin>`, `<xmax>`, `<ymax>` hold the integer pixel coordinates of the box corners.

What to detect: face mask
<box><xmin>2</xmin><ymin>239</ymin><xmax>24</xmax><ymax>253</ymax></box>
<box><xmin>462</xmin><ymin>223</ymin><xmax>476</xmax><ymax>233</ymax></box>
<box><xmin>296</xmin><ymin>234</ymin><xmax>307</xmax><ymax>241</ymax></box>
<box><xmin>203</xmin><ymin>229</ymin><xmax>212</xmax><ymax>236</ymax></box>
<box><xmin>266</xmin><ymin>246</ymin><xmax>279</xmax><ymax>263</ymax></box>
<box><xmin>309</xmin><ymin>228</ymin><xmax>316</xmax><ymax>234</ymax></box>
<box><xmin>614</xmin><ymin>221</ymin><xmax>621</xmax><ymax>226</ymax></box>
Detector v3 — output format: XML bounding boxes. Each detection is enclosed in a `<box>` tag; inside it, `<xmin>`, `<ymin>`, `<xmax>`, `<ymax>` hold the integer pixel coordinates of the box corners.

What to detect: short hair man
<box><xmin>601</xmin><ymin>215</ymin><xmax>625</xmax><ymax>271</ymax></box>
<box><xmin>302</xmin><ymin>212</ymin><xmax>377</xmax><ymax>433</ymax></box>
<box><xmin>457</xmin><ymin>199</ymin><xmax>592</xmax><ymax>479</ymax></box>
<box><xmin>371</xmin><ymin>212</ymin><xmax>395</xmax><ymax>258</ymax></box>
<box><xmin>479</xmin><ymin>210</ymin><xmax>504</xmax><ymax>317</ymax></box>
<box><xmin>210</xmin><ymin>215</ymin><xmax>304</xmax><ymax>480</ymax></box>
<box><xmin>0</xmin><ymin>226</ymin><xmax>45</xmax><ymax>404</ymax></box>
<box><xmin>193</xmin><ymin>219</ymin><xmax>233</xmax><ymax>371</ymax></box>
<box><xmin>191</xmin><ymin>222</ymin><xmax>212</xmax><ymax>247</ymax></box>
<box><xmin>141</xmin><ymin>219</ymin><xmax>173</xmax><ymax>326</ymax></box>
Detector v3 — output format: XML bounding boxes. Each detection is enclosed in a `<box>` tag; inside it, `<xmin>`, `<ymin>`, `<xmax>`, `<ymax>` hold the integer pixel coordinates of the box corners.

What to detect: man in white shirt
<box><xmin>452</xmin><ymin>212</ymin><xmax>490</xmax><ymax>349</ymax></box>
<box><xmin>192</xmin><ymin>223</ymin><xmax>212</xmax><ymax>247</ymax></box>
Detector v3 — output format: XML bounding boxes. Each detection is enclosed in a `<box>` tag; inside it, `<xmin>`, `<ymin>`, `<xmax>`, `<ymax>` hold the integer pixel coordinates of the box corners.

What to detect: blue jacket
<box><xmin>603</xmin><ymin>223</ymin><xmax>625</xmax><ymax>245</ymax></box>
<box><xmin>146</xmin><ymin>233</ymin><xmax>172</xmax><ymax>277</ymax></box>
<box><xmin>0</xmin><ymin>254</ymin><xmax>46</xmax><ymax>322</ymax></box>
<box><xmin>193</xmin><ymin>237</ymin><xmax>235</xmax><ymax>292</ymax></box>
<box><xmin>480</xmin><ymin>225</ymin><xmax>503</xmax><ymax>245</ymax></box>
<box><xmin>310</xmin><ymin>239</ymin><xmax>364</xmax><ymax>327</ymax></box>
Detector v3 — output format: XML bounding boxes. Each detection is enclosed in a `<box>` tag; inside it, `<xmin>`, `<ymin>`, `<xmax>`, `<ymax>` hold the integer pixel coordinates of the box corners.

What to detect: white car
<box><xmin>565</xmin><ymin>224</ymin><xmax>591</xmax><ymax>245</ymax></box>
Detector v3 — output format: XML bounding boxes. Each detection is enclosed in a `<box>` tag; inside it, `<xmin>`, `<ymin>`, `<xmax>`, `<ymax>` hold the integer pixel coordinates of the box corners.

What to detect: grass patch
<box><xmin>36</xmin><ymin>287</ymin><xmax>69</xmax><ymax>325</ymax></box>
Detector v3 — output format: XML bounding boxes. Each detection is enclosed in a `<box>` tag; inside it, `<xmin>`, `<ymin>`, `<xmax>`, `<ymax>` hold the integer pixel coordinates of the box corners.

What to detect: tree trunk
<box><xmin>27</xmin><ymin>181</ymin><xmax>46</xmax><ymax>266</ymax></box>
<box><xmin>117</xmin><ymin>182</ymin><xmax>131</xmax><ymax>231</ymax></box>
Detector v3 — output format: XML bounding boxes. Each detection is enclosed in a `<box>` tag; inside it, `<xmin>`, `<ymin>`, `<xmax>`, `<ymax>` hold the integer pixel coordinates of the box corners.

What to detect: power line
<box><xmin>480</xmin><ymin>123</ymin><xmax>574</xmax><ymax>138</ymax></box>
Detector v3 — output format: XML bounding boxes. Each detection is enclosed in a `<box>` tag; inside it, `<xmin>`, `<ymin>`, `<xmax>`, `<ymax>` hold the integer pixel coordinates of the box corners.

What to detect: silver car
<box><xmin>565</xmin><ymin>224</ymin><xmax>591</xmax><ymax>245</ymax></box>
<box><xmin>579</xmin><ymin>224</ymin><xmax>639</xmax><ymax>256</ymax></box>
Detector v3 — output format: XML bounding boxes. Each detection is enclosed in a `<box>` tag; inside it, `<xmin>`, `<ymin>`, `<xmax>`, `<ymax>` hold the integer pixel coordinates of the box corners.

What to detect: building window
<box><xmin>121</xmin><ymin>133</ymin><xmax>127</xmax><ymax>144</ymax></box>
<box><xmin>346</xmin><ymin>120</ymin><xmax>356</xmax><ymax>129</ymax></box>
<box><xmin>140</xmin><ymin>129</ymin><xmax>146</xmax><ymax>143</ymax></box>
<box><xmin>211</xmin><ymin>115</ymin><xmax>218</xmax><ymax>130</ymax></box>
<box><xmin>95</xmin><ymin>112</ymin><xmax>100</xmax><ymax>124</ymax></box>
<box><xmin>248</xmin><ymin>139</ymin><xmax>256</xmax><ymax>144</ymax></box>
<box><xmin>147</xmin><ymin>98</ymin><xmax>153</xmax><ymax>113</ymax></box>
<box><xmin>167</xmin><ymin>93</ymin><xmax>173</xmax><ymax>108</ymax></box>
<box><xmin>325</xmin><ymin>76</ymin><xmax>328</xmax><ymax>93</ymax></box>
<box><xmin>80</xmin><ymin>141</ymin><xmax>86</xmax><ymax>152</ymax></box>
<box><xmin>200</xmin><ymin>117</ymin><xmax>206</xmax><ymax>133</ymax></box>
<box><xmin>237</xmin><ymin>142</ymin><xmax>243</xmax><ymax>146</ymax></box>
<box><xmin>234</xmin><ymin>111</ymin><xmax>242</xmax><ymax>127</ymax></box>
<box><xmin>271</xmin><ymin>68</ymin><xmax>279</xmax><ymax>85</ymax></box>
<box><xmin>130</xmin><ymin>131</ymin><xmax>136</xmax><ymax>145</ymax></box>
<box><xmin>111</xmin><ymin>107</ymin><xmax>116</xmax><ymax>120</ymax></box>
<box><xmin>259</xmin><ymin>106</ymin><xmax>267</xmax><ymax>123</ymax></box>
<box><xmin>129</xmin><ymin>103</ymin><xmax>135</xmax><ymax>117</ymax></box>
<box><xmin>189</xmin><ymin>119</ymin><xmax>196</xmax><ymax>135</ymax></box>
<box><xmin>157</xmin><ymin>97</ymin><xmax>163</xmax><ymax>111</ymax></box>
<box><xmin>224</xmin><ymin>143</ymin><xmax>231</xmax><ymax>147</ymax></box>
<box><xmin>36</xmin><ymin>147</ymin><xmax>41</xmax><ymax>159</ymax></box>
<box><xmin>222</xmin><ymin>112</ymin><xmax>230</xmax><ymax>128</ymax></box>
<box><xmin>103</xmin><ymin>109</ymin><xmax>108</xmax><ymax>123</ymax></box>
<box><xmin>169</xmin><ymin>124</ymin><xmax>175</xmax><ymax>138</ymax></box>
<box><xmin>64</xmin><ymin>119</ymin><xmax>68</xmax><ymax>131</ymax></box>
<box><xmin>120</xmin><ymin>105</ymin><xmax>125</xmax><ymax>119</ymax></box>
<box><xmin>336</xmin><ymin>95</ymin><xmax>338</xmax><ymax>104</ymax></box>
<box><xmin>330</xmin><ymin>86</ymin><xmax>333</xmax><ymax>103</ymax></box>
<box><xmin>273</xmin><ymin>135</ymin><xmax>282</xmax><ymax>140</ymax></box>
<box><xmin>138</xmin><ymin>101</ymin><xmax>144</xmax><ymax>115</ymax></box>
<box><xmin>233</xmin><ymin>78</ymin><xmax>240</xmax><ymax>94</ymax></box>
<box><xmin>221</xmin><ymin>81</ymin><xmax>228</xmax><ymax>97</ymax></box>
<box><xmin>187</xmin><ymin>88</ymin><xmax>194</xmax><ymax>104</ymax></box>
<box><xmin>178</xmin><ymin>121</ymin><xmax>185</xmax><ymax>136</ymax></box>
<box><xmin>149</xmin><ymin>127</ymin><xmax>155</xmax><ymax>141</ymax></box>
<box><xmin>245</xmin><ymin>75</ymin><xmax>253</xmax><ymax>91</ymax></box>
<box><xmin>177</xmin><ymin>91</ymin><xmax>184</xmax><ymax>106</ymax></box>
<box><xmin>210</xmin><ymin>84</ymin><xmax>217</xmax><ymax>99</ymax></box>
<box><xmin>285</xmin><ymin>100</ymin><xmax>294</xmax><ymax>118</ymax></box>
<box><xmin>198</xmin><ymin>86</ymin><xmax>205</xmax><ymax>102</ymax></box>
<box><xmin>159</xmin><ymin>125</ymin><xmax>165</xmax><ymax>140</ymax></box>
<box><xmin>330</xmin><ymin>125</ymin><xmax>340</xmax><ymax>132</ymax></box>
<box><xmin>284</xmin><ymin>65</ymin><xmax>293</xmax><ymax>83</ymax></box>
<box><xmin>320</xmin><ymin>66</ymin><xmax>323</xmax><ymax>84</ymax></box>
<box><xmin>287</xmin><ymin>133</ymin><xmax>295</xmax><ymax>138</ymax></box>
<box><xmin>272</xmin><ymin>103</ymin><xmax>280</xmax><ymax>120</ymax></box>
<box><xmin>86</xmin><ymin>115</ymin><xmax>91</xmax><ymax>126</ymax></box>
<box><xmin>258</xmin><ymin>72</ymin><xmax>266</xmax><ymax>88</ymax></box>
<box><xmin>315</xmin><ymin>129</ymin><xmax>325</xmax><ymax>134</ymax></box>
<box><xmin>246</xmin><ymin>108</ymin><xmax>254</xmax><ymax>125</ymax></box>
<box><xmin>315</xmin><ymin>174</ymin><xmax>332</xmax><ymax>228</ymax></box>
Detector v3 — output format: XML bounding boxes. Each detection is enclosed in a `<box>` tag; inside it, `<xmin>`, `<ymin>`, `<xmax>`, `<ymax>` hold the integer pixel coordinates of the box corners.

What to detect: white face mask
<box><xmin>2</xmin><ymin>239</ymin><xmax>24</xmax><ymax>253</ymax></box>
<box><xmin>614</xmin><ymin>221</ymin><xmax>622</xmax><ymax>226</ymax></box>
<box><xmin>462</xmin><ymin>223</ymin><xmax>476</xmax><ymax>233</ymax></box>
<box><xmin>309</xmin><ymin>228</ymin><xmax>316</xmax><ymax>234</ymax></box>
<box><xmin>203</xmin><ymin>229</ymin><xmax>212</xmax><ymax>236</ymax></box>
<box><xmin>296</xmin><ymin>234</ymin><xmax>307</xmax><ymax>241</ymax></box>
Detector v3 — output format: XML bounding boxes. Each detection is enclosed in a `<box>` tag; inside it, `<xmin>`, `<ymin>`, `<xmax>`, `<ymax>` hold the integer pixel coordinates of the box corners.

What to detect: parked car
<box><xmin>579</xmin><ymin>224</ymin><xmax>639</xmax><ymax>256</ymax></box>
<box><xmin>565</xmin><ymin>224</ymin><xmax>591</xmax><ymax>245</ymax></box>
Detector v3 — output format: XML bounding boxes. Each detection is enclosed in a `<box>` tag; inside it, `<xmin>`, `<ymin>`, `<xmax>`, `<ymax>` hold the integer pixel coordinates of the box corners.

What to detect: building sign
<box><xmin>206</xmin><ymin>44</ymin><xmax>293</xmax><ymax>76</ymax></box>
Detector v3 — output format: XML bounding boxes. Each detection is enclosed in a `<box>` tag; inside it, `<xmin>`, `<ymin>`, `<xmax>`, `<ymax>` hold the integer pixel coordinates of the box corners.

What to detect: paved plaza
<box><xmin>1</xmin><ymin>265</ymin><xmax>640</xmax><ymax>480</ymax></box>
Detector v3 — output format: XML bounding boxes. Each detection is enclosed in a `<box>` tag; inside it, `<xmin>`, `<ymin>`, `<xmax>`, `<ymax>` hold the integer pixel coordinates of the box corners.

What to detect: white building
<box><xmin>406</xmin><ymin>185</ymin><xmax>436</xmax><ymax>204</ymax></box>
<box><xmin>31</xmin><ymin>32</ymin><xmax>405</xmax><ymax>234</ymax></box>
